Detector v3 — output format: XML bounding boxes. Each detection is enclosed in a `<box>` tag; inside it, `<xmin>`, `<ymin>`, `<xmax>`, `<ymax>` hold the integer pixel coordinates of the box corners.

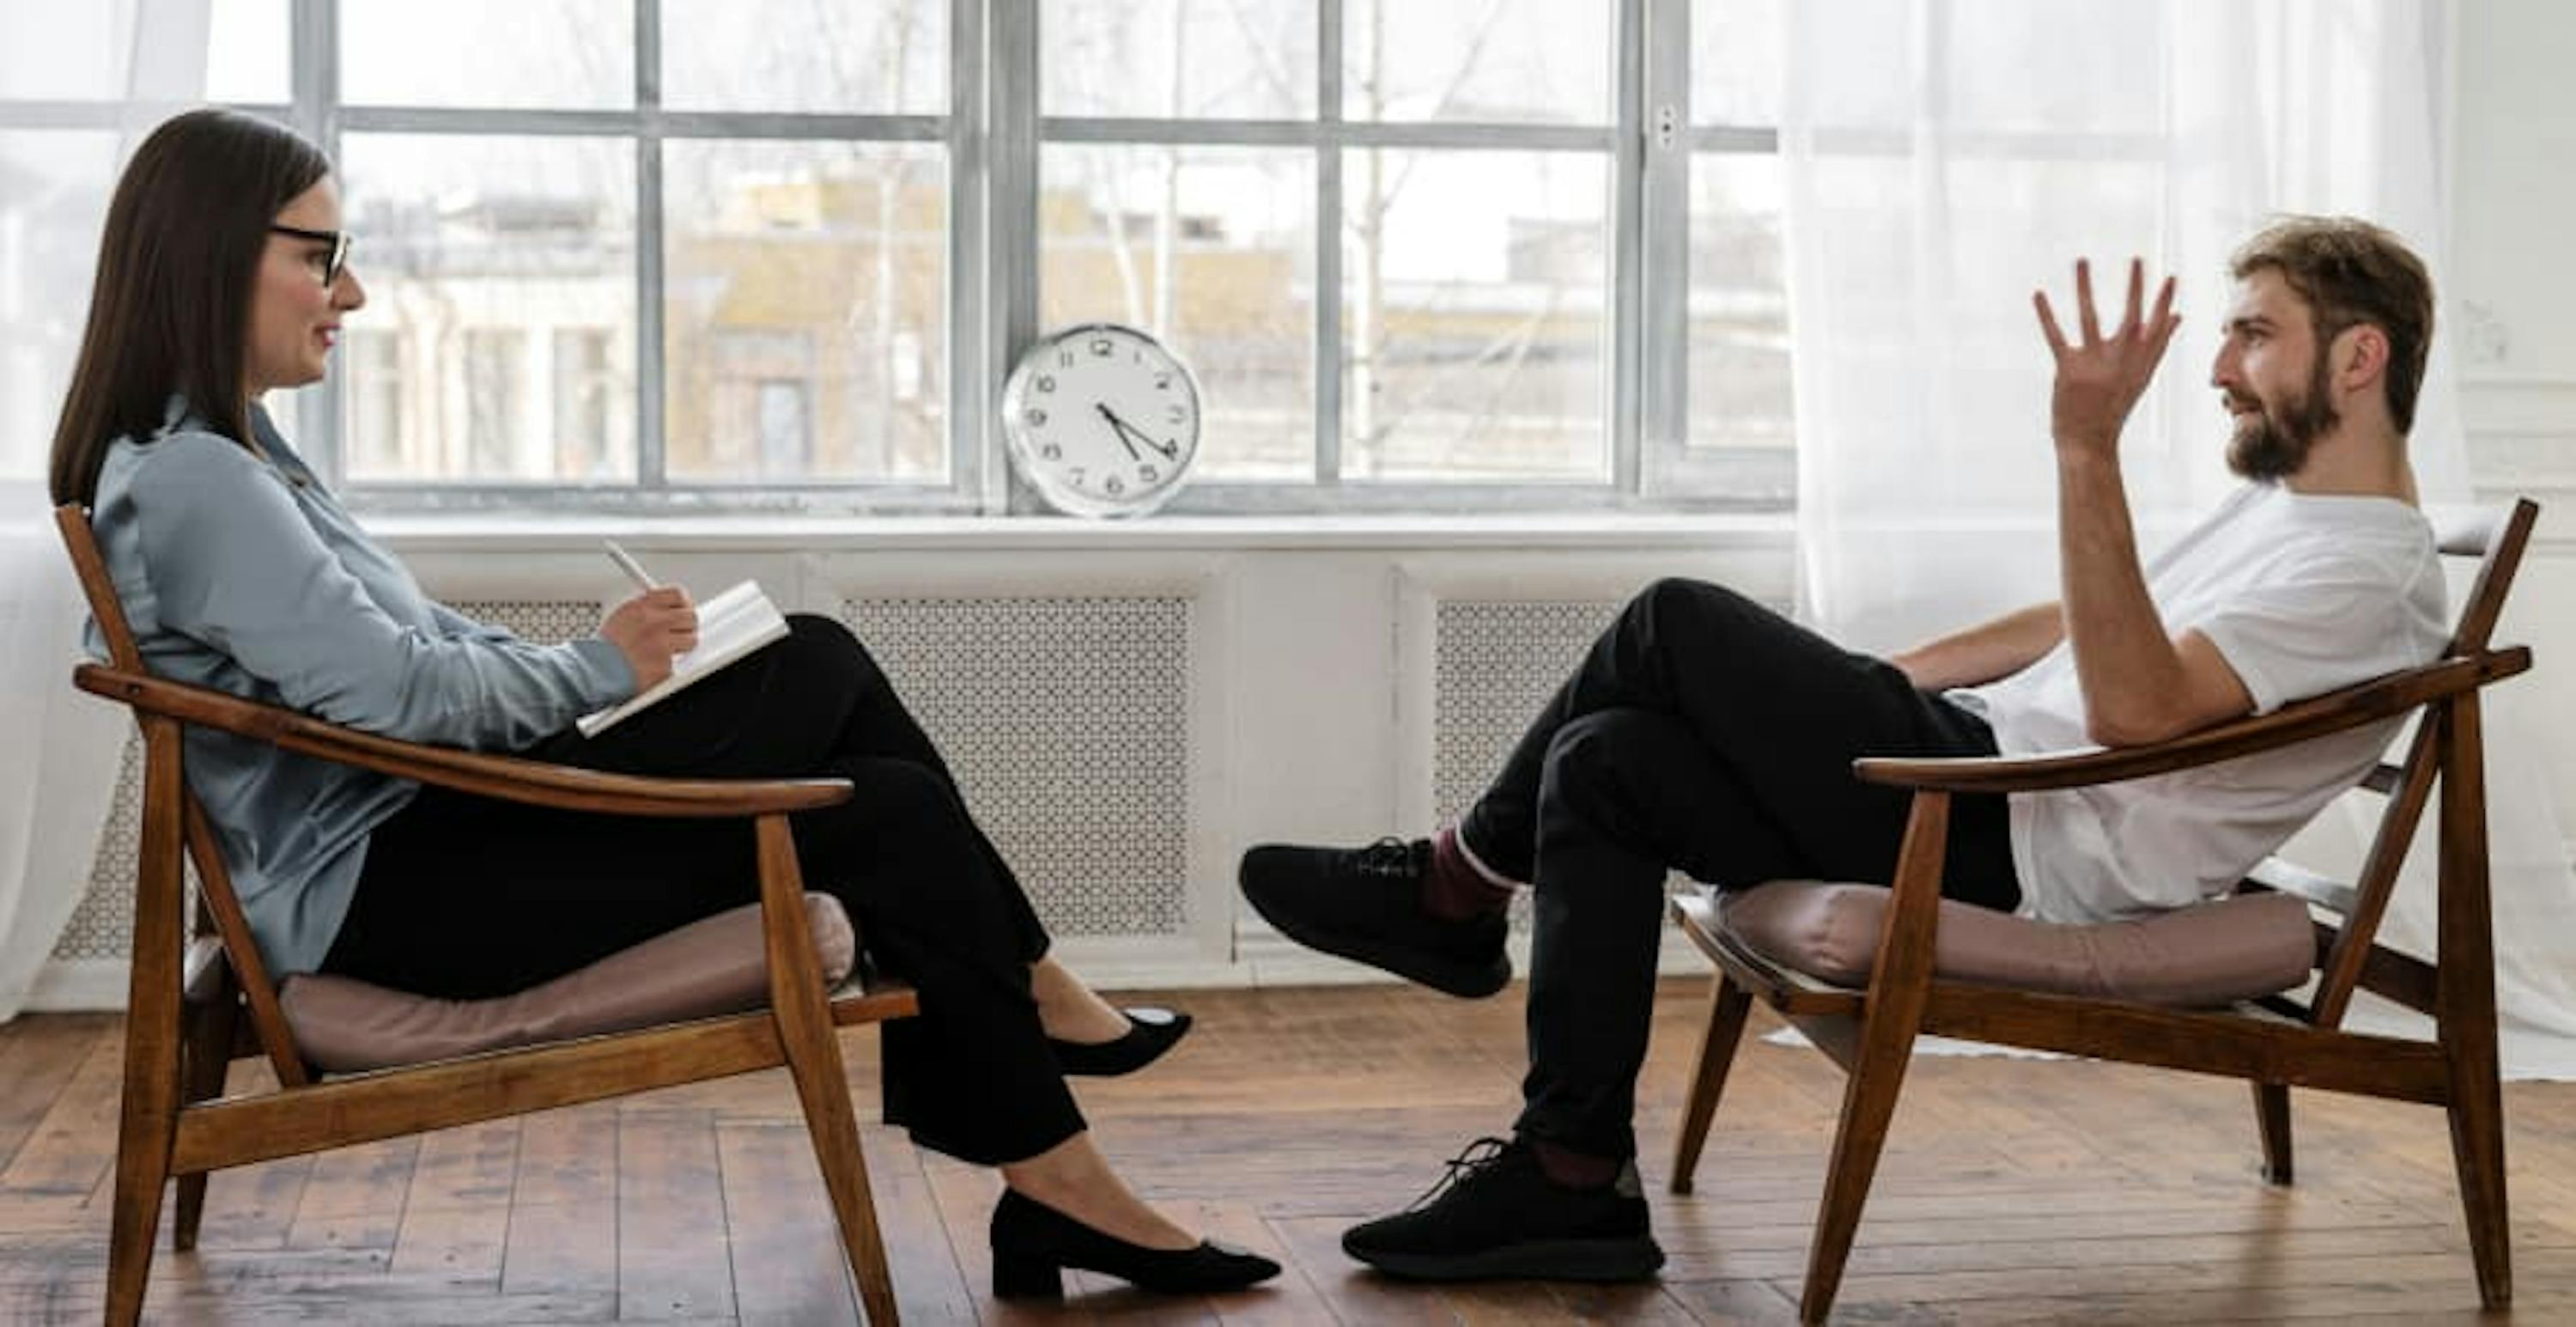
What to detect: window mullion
<box><xmin>295</xmin><ymin>0</ymin><xmax>343</xmax><ymax>486</ymax></box>
<box><xmin>1611</xmin><ymin>0</ymin><xmax>1649</xmax><ymax>496</ymax></box>
<box><xmin>951</xmin><ymin>0</ymin><xmax>989</xmax><ymax>508</ymax></box>
<box><xmin>635</xmin><ymin>0</ymin><xmax>667</xmax><ymax>490</ymax></box>
<box><xmin>1315</xmin><ymin>0</ymin><xmax>1343</xmax><ymax>487</ymax></box>
<box><xmin>991</xmin><ymin>0</ymin><xmax>1041</xmax><ymax>513</ymax></box>
<box><xmin>1637</xmin><ymin>0</ymin><xmax>1690</xmax><ymax>495</ymax></box>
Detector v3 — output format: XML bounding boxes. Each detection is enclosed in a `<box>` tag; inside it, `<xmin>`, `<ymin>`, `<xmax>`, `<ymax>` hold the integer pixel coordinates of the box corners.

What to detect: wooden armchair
<box><xmin>1667</xmin><ymin>497</ymin><xmax>2540</xmax><ymax>1324</ymax></box>
<box><xmin>53</xmin><ymin>506</ymin><xmax>920</xmax><ymax>1326</ymax></box>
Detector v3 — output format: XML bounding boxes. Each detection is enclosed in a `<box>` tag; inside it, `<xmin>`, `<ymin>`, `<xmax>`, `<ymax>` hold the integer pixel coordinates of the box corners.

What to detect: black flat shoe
<box><xmin>988</xmin><ymin>1188</ymin><xmax>1280</xmax><ymax>1299</ymax></box>
<box><xmin>1048</xmin><ymin>1006</ymin><xmax>1192</xmax><ymax>1077</ymax></box>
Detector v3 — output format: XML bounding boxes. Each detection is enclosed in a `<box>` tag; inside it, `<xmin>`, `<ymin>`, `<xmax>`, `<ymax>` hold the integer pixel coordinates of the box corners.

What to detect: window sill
<box><xmin>363</xmin><ymin>509</ymin><xmax>1798</xmax><ymax>553</ymax></box>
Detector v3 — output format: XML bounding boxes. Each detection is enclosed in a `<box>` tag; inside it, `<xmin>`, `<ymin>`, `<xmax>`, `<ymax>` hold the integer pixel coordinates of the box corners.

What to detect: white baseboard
<box><xmin>23</xmin><ymin>959</ymin><xmax>131</xmax><ymax>1012</ymax></box>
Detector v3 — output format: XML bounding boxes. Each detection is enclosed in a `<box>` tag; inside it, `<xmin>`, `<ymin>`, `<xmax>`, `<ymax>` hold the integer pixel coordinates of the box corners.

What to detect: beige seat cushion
<box><xmin>1715</xmin><ymin>881</ymin><xmax>2318</xmax><ymax>1007</ymax></box>
<box><xmin>279</xmin><ymin>893</ymin><xmax>857</xmax><ymax>1074</ymax></box>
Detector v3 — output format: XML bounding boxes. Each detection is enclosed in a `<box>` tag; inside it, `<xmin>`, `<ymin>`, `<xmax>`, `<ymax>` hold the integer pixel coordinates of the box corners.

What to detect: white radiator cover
<box><xmin>840</xmin><ymin>595</ymin><xmax>1194</xmax><ymax>938</ymax></box>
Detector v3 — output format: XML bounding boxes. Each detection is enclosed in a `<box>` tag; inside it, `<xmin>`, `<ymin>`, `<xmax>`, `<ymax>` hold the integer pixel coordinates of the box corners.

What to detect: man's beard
<box><xmin>2226</xmin><ymin>350</ymin><xmax>2338</xmax><ymax>481</ymax></box>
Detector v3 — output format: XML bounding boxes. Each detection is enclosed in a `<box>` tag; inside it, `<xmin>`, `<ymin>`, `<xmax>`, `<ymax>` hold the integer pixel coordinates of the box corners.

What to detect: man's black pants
<box><xmin>1456</xmin><ymin>579</ymin><xmax>2023</xmax><ymax>1160</ymax></box>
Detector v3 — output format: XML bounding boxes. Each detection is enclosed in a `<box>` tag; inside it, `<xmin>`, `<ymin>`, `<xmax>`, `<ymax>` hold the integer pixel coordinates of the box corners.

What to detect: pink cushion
<box><xmin>279</xmin><ymin>893</ymin><xmax>856</xmax><ymax>1074</ymax></box>
<box><xmin>1716</xmin><ymin>881</ymin><xmax>2317</xmax><ymax>1007</ymax></box>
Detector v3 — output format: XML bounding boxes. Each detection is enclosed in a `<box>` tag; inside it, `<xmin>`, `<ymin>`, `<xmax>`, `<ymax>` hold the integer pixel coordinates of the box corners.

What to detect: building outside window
<box><xmin>345</xmin><ymin>329</ymin><xmax>404</xmax><ymax>477</ymax></box>
<box><xmin>462</xmin><ymin>328</ymin><xmax>527</xmax><ymax>477</ymax></box>
<box><xmin>756</xmin><ymin>378</ymin><xmax>815</xmax><ymax>478</ymax></box>
<box><xmin>552</xmin><ymin>328</ymin><xmax>617</xmax><ymax>481</ymax></box>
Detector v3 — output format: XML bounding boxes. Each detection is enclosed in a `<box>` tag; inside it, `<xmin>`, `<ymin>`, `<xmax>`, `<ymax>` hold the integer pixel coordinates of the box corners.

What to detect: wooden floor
<box><xmin>5</xmin><ymin>979</ymin><xmax>2576</xmax><ymax>1324</ymax></box>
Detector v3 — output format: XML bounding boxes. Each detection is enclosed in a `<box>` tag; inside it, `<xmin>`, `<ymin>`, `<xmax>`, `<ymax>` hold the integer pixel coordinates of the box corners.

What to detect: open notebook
<box><xmin>576</xmin><ymin>580</ymin><xmax>790</xmax><ymax>738</ymax></box>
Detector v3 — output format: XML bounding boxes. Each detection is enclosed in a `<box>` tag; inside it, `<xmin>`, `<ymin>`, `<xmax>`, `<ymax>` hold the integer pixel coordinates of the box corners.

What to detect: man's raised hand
<box><xmin>2033</xmin><ymin>257</ymin><xmax>2182</xmax><ymax>459</ymax></box>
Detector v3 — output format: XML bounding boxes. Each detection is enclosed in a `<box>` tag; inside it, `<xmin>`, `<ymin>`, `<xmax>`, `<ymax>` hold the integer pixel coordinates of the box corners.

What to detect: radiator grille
<box><xmin>841</xmin><ymin>597</ymin><xmax>1194</xmax><ymax>937</ymax></box>
<box><xmin>1432</xmin><ymin>599</ymin><xmax>1699</xmax><ymax>930</ymax></box>
<box><xmin>52</xmin><ymin>734</ymin><xmax>165</xmax><ymax>962</ymax></box>
<box><xmin>446</xmin><ymin>600</ymin><xmax>602</xmax><ymax>644</ymax></box>
<box><xmin>1432</xmin><ymin>600</ymin><xmax>1625</xmax><ymax>828</ymax></box>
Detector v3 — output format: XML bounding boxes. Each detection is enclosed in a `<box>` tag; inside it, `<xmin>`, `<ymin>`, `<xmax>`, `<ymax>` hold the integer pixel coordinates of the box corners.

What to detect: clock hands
<box><xmin>1093</xmin><ymin>403</ymin><xmax>1143</xmax><ymax>462</ymax></box>
<box><xmin>1096</xmin><ymin>404</ymin><xmax>1179</xmax><ymax>463</ymax></box>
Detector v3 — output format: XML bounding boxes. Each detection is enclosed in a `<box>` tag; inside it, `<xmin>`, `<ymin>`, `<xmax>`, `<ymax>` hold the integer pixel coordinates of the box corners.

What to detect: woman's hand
<box><xmin>602</xmin><ymin>587</ymin><xmax>697</xmax><ymax>691</ymax></box>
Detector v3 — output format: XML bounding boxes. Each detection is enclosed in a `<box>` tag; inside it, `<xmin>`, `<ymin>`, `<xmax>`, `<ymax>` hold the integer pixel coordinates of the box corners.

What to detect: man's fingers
<box><xmin>2075</xmin><ymin>259</ymin><xmax>2101</xmax><ymax>344</ymax></box>
<box><xmin>2033</xmin><ymin>290</ymin><xmax>2070</xmax><ymax>356</ymax></box>
<box><xmin>2119</xmin><ymin>259</ymin><xmax>2144</xmax><ymax>338</ymax></box>
<box><xmin>2148</xmin><ymin>273</ymin><xmax>2177</xmax><ymax>332</ymax></box>
<box><xmin>2148</xmin><ymin>311</ymin><xmax>2184</xmax><ymax>363</ymax></box>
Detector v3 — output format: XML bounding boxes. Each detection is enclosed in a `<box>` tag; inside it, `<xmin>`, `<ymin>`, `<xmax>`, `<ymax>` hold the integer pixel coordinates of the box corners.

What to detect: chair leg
<box><xmin>105</xmin><ymin>1056</ymin><xmax>179</xmax><ymax>1326</ymax></box>
<box><xmin>1798</xmin><ymin>791</ymin><xmax>1947</xmax><ymax>1325</ymax></box>
<box><xmin>2251</xmin><ymin>1081</ymin><xmax>2293</xmax><ymax>1185</ymax></box>
<box><xmin>171</xmin><ymin>994</ymin><xmax>240</xmax><ymax>1252</ymax></box>
<box><xmin>1799</xmin><ymin>1020</ymin><xmax>1918</xmax><ymax>1325</ymax></box>
<box><xmin>2435</xmin><ymin>697</ymin><xmax>2510</xmax><ymax>1309</ymax></box>
<box><xmin>780</xmin><ymin>1017</ymin><xmax>900</xmax><ymax>1325</ymax></box>
<box><xmin>2445</xmin><ymin>1049</ymin><xmax>2511</xmax><ymax>1308</ymax></box>
<box><xmin>1671</xmin><ymin>976</ymin><xmax>1753</xmax><ymax>1195</ymax></box>
<box><xmin>757</xmin><ymin>818</ymin><xmax>901</xmax><ymax>1325</ymax></box>
<box><xmin>109</xmin><ymin>723</ymin><xmax>188</xmax><ymax>1326</ymax></box>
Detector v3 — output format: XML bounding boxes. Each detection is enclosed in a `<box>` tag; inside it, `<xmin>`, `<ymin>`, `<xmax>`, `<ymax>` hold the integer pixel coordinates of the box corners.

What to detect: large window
<box><xmin>0</xmin><ymin>1</ymin><xmax>1791</xmax><ymax>513</ymax></box>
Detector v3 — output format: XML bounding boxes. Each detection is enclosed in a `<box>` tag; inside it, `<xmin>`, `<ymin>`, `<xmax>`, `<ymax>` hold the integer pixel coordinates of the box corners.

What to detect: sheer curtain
<box><xmin>1781</xmin><ymin>0</ymin><xmax>2576</xmax><ymax>1074</ymax></box>
<box><xmin>0</xmin><ymin>0</ymin><xmax>210</xmax><ymax>1019</ymax></box>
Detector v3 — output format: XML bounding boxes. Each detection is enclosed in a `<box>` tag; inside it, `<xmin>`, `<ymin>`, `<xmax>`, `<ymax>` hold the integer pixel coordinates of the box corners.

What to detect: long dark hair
<box><xmin>47</xmin><ymin>108</ymin><xmax>332</xmax><ymax>507</ymax></box>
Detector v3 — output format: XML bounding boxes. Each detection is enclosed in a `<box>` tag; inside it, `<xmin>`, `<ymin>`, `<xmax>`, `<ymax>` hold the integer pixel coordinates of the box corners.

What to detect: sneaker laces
<box><xmin>1353</xmin><ymin>837</ymin><xmax>1423</xmax><ymax>880</ymax></box>
<box><xmin>1405</xmin><ymin>1135</ymin><xmax>1515</xmax><ymax>1211</ymax></box>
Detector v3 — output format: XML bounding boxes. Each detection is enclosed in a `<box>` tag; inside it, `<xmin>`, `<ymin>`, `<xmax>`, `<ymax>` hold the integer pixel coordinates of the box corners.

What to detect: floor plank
<box><xmin>617</xmin><ymin>1111</ymin><xmax>737</xmax><ymax>1321</ymax></box>
<box><xmin>0</xmin><ymin>1016</ymin><xmax>110</xmax><ymax>1178</ymax></box>
<box><xmin>502</xmin><ymin>1102</ymin><xmax>621</xmax><ymax>1298</ymax></box>
<box><xmin>0</xmin><ymin>1024</ymin><xmax>125</xmax><ymax>1201</ymax></box>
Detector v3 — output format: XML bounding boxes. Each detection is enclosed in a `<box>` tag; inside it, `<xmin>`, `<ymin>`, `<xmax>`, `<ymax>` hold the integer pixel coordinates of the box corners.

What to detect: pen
<box><xmin>604</xmin><ymin>540</ymin><xmax>658</xmax><ymax>592</ymax></box>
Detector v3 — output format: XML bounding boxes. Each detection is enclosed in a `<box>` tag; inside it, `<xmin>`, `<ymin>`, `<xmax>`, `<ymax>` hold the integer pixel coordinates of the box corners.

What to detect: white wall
<box><xmin>2454</xmin><ymin>0</ymin><xmax>2576</xmax><ymax>855</ymax></box>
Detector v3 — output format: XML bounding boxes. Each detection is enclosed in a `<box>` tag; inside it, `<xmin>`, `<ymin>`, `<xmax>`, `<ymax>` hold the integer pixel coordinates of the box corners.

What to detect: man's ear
<box><xmin>2337</xmin><ymin>324</ymin><xmax>2390</xmax><ymax>396</ymax></box>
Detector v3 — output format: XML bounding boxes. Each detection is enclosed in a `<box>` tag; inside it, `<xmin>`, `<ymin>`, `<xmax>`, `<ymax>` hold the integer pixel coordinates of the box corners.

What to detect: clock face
<box><xmin>1002</xmin><ymin>323</ymin><xmax>1201</xmax><ymax>517</ymax></box>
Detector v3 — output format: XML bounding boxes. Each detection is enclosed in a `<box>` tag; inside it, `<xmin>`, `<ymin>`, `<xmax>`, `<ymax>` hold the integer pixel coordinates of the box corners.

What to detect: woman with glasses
<box><xmin>47</xmin><ymin>107</ymin><xmax>1276</xmax><ymax>1301</ymax></box>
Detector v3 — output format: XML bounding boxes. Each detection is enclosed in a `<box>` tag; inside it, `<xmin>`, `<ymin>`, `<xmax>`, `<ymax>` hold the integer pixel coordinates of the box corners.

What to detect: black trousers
<box><xmin>323</xmin><ymin>614</ymin><xmax>1084</xmax><ymax>1166</ymax></box>
<box><xmin>1456</xmin><ymin>579</ymin><xmax>2022</xmax><ymax>1160</ymax></box>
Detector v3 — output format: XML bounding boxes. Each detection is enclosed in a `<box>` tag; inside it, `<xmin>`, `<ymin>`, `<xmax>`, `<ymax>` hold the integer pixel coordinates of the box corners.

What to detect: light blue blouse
<box><xmin>85</xmin><ymin>402</ymin><xmax>635</xmax><ymax>976</ymax></box>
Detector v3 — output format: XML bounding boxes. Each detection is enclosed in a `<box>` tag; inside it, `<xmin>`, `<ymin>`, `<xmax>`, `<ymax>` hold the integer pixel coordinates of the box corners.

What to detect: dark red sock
<box><xmin>1530</xmin><ymin>1139</ymin><xmax>1621</xmax><ymax>1190</ymax></box>
<box><xmin>1423</xmin><ymin>826</ymin><xmax>1515</xmax><ymax>922</ymax></box>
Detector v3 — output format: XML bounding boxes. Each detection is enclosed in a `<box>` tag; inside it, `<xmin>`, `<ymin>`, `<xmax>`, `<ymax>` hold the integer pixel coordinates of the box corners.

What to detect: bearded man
<box><xmin>1237</xmin><ymin>216</ymin><xmax>2450</xmax><ymax>1283</ymax></box>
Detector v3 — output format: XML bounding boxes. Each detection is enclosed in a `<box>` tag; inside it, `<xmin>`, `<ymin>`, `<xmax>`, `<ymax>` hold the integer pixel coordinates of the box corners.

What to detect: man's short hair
<box><xmin>2228</xmin><ymin>216</ymin><xmax>2436</xmax><ymax>434</ymax></box>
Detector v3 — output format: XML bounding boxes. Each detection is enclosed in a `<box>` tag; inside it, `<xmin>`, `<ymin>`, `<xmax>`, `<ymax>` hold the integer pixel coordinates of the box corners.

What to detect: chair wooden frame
<box><xmin>1668</xmin><ymin>498</ymin><xmax>2540</xmax><ymax>1324</ymax></box>
<box><xmin>53</xmin><ymin>505</ymin><xmax>922</xmax><ymax>1326</ymax></box>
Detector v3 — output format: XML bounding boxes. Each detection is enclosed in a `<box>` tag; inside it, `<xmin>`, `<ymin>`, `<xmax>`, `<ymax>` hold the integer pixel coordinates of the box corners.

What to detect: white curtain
<box><xmin>0</xmin><ymin>0</ymin><xmax>210</xmax><ymax>1020</ymax></box>
<box><xmin>1782</xmin><ymin>0</ymin><xmax>2576</xmax><ymax>1074</ymax></box>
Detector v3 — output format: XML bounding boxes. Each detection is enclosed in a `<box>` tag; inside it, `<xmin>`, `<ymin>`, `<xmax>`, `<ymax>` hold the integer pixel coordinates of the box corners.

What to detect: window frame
<box><xmin>0</xmin><ymin>0</ymin><xmax>1796</xmax><ymax>515</ymax></box>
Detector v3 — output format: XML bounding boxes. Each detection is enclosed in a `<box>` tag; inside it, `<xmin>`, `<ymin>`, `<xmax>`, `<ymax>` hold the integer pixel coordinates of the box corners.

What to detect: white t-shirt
<box><xmin>1950</xmin><ymin>483</ymin><xmax>2449</xmax><ymax>922</ymax></box>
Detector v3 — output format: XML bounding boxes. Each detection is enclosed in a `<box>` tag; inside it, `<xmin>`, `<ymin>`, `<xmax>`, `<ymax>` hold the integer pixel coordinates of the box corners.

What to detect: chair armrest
<box><xmin>73</xmin><ymin>664</ymin><xmax>852</xmax><ymax>819</ymax></box>
<box><xmin>1855</xmin><ymin>648</ymin><xmax>2530</xmax><ymax>794</ymax></box>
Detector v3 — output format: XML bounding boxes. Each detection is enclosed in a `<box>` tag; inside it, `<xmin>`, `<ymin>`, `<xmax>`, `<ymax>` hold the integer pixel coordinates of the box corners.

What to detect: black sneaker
<box><xmin>1238</xmin><ymin>838</ymin><xmax>1510</xmax><ymax>998</ymax></box>
<box><xmin>1342</xmin><ymin>1137</ymin><xmax>1665</xmax><ymax>1282</ymax></box>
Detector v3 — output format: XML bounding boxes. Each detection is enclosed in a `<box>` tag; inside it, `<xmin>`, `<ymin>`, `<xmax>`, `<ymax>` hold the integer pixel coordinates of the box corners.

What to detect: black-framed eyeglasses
<box><xmin>269</xmin><ymin>224</ymin><xmax>352</xmax><ymax>288</ymax></box>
